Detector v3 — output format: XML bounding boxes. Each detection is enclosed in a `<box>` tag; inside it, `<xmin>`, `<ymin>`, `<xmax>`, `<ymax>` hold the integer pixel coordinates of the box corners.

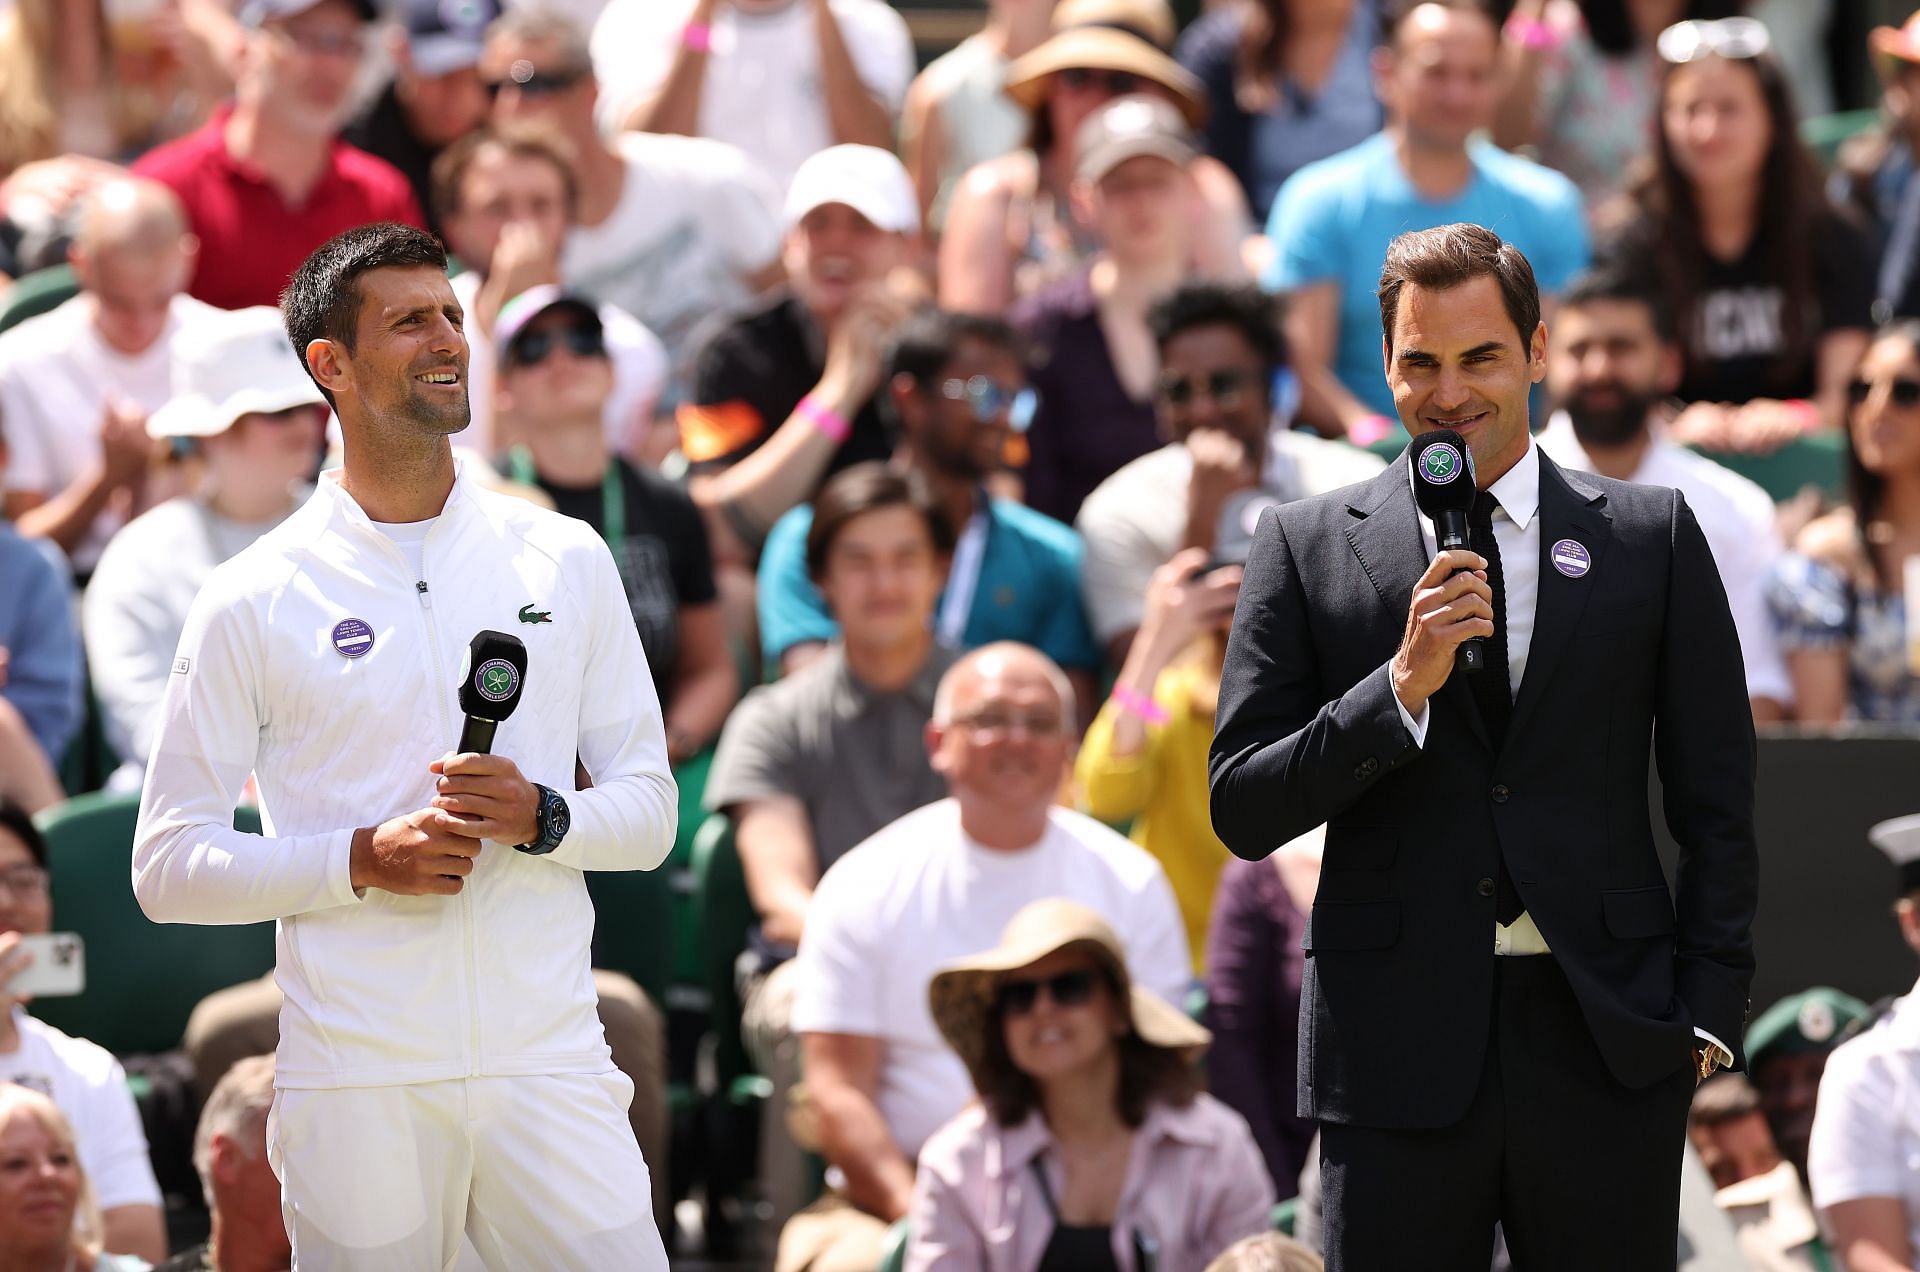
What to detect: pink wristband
<box><xmin>1111</xmin><ymin>686</ymin><xmax>1170</xmax><ymax>726</ymax></box>
<box><xmin>797</xmin><ymin>394</ymin><xmax>851</xmax><ymax>444</ymax></box>
<box><xmin>681</xmin><ymin>20</ymin><xmax>713</xmax><ymax>53</ymax></box>
<box><xmin>1783</xmin><ymin>398</ymin><xmax>1822</xmax><ymax>433</ymax></box>
<box><xmin>1348</xmin><ymin>413</ymin><xmax>1394</xmax><ymax>447</ymax></box>
<box><xmin>1504</xmin><ymin>13</ymin><xmax>1559</xmax><ymax>51</ymax></box>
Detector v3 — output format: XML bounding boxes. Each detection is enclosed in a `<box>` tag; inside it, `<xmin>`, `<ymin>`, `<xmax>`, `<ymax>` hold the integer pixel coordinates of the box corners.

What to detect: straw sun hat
<box><xmin>1003</xmin><ymin>0</ymin><xmax>1207</xmax><ymax>130</ymax></box>
<box><xmin>928</xmin><ymin>899</ymin><xmax>1210</xmax><ymax>1094</ymax></box>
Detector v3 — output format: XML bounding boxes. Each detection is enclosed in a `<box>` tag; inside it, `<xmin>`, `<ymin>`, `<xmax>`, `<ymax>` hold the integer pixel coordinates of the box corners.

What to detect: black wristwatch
<box><xmin>516</xmin><ymin>784</ymin><xmax>570</xmax><ymax>855</ymax></box>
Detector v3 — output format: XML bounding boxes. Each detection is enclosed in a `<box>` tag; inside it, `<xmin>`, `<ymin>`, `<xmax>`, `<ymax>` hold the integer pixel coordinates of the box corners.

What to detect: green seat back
<box><xmin>32</xmin><ymin>792</ymin><xmax>276</xmax><ymax>1055</ymax></box>
<box><xmin>1801</xmin><ymin>109</ymin><xmax>1881</xmax><ymax>170</ymax></box>
<box><xmin>0</xmin><ymin>264</ymin><xmax>79</xmax><ymax>336</ymax></box>
<box><xmin>584</xmin><ymin>851</ymin><xmax>677</xmax><ymax>1013</ymax></box>
<box><xmin>690</xmin><ymin>813</ymin><xmax>754</xmax><ymax>1085</ymax></box>
<box><xmin>876</xmin><ymin>1218</ymin><xmax>910</xmax><ymax>1272</ymax></box>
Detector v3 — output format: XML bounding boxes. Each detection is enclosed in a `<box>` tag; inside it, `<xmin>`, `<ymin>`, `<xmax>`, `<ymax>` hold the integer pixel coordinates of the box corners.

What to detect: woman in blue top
<box><xmin>1174</xmin><ymin>0</ymin><xmax>1383</xmax><ymax>225</ymax></box>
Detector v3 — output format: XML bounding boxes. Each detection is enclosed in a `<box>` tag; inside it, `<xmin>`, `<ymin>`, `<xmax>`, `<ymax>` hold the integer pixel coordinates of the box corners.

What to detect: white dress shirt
<box><xmin>1387</xmin><ymin>440</ymin><xmax>1729</xmax><ymax>1059</ymax></box>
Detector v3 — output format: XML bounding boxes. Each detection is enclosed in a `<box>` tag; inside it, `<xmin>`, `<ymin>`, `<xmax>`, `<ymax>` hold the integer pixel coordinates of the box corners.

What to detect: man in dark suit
<box><xmin>1209</xmin><ymin>223</ymin><xmax>1758</xmax><ymax>1270</ymax></box>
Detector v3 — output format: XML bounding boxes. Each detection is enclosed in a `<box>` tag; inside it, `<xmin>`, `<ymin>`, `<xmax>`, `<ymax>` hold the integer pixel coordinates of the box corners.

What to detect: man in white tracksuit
<box><xmin>132</xmin><ymin>222</ymin><xmax>674</xmax><ymax>1269</ymax></box>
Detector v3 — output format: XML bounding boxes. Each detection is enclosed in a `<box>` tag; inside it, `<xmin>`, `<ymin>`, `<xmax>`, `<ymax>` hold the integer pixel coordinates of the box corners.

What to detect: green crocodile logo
<box><xmin>518</xmin><ymin>603</ymin><xmax>552</xmax><ymax>625</ymax></box>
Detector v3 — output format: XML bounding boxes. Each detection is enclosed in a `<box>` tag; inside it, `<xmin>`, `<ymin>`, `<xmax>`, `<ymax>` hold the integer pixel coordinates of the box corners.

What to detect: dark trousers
<box><xmin>1320</xmin><ymin>955</ymin><xmax>1695</xmax><ymax>1272</ymax></box>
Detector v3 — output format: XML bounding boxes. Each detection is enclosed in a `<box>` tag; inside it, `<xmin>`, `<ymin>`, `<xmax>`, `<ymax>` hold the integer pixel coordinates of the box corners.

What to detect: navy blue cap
<box><xmin>402</xmin><ymin>0</ymin><xmax>503</xmax><ymax>76</ymax></box>
<box><xmin>240</xmin><ymin>0</ymin><xmax>379</xmax><ymax>28</ymax></box>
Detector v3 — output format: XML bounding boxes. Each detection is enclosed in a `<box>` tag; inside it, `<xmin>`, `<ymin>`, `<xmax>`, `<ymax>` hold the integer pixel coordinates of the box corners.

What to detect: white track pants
<box><xmin>268</xmin><ymin>1072</ymin><xmax>668</xmax><ymax>1271</ymax></box>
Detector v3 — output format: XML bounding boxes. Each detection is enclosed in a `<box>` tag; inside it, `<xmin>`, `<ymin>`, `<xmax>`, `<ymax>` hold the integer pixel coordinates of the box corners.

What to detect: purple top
<box><xmin>1010</xmin><ymin>270</ymin><xmax>1164</xmax><ymax>525</ymax></box>
<box><xmin>1203</xmin><ymin>856</ymin><xmax>1312</xmax><ymax>1199</ymax></box>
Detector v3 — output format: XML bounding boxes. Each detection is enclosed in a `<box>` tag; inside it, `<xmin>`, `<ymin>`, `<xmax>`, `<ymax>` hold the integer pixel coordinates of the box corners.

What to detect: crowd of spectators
<box><xmin>0</xmin><ymin>0</ymin><xmax>1918</xmax><ymax>1269</ymax></box>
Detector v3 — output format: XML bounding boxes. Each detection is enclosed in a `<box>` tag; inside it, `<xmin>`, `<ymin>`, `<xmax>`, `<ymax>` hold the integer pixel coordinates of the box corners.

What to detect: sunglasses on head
<box><xmin>937</xmin><ymin>376</ymin><xmax>1037</xmax><ymax>426</ymax></box>
<box><xmin>1156</xmin><ymin>368</ymin><xmax>1263</xmax><ymax>408</ymax></box>
<box><xmin>508</xmin><ymin>326</ymin><xmax>604</xmax><ymax>367</ymax></box>
<box><xmin>1847</xmin><ymin>376</ymin><xmax>1920</xmax><ymax>409</ymax></box>
<box><xmin>996</xmin><ymin>968</ymin><xmax>1100</xmax><ymax>1016</ymax></box>
<box><xmin>1655</xmin><ymin>17</ymin><xmax>1770</xmax><ymax>65</ymax></box>
<box><xmin>484</xmin><ymin>65</ymin><xmax>587</xmax><ymax>99</ymax></box>
<box><xmin>1058</xmin><ymin>67</ymin><xmax>1144</xmax><ymax>95</ymax></box>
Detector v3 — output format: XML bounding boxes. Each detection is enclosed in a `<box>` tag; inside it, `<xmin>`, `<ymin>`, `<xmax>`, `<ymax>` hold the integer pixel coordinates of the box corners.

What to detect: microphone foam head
<box><xmin>457</xmin><ymin>630</ymin><xmax>528</xmax><ymax>722</ymax></box>
<box><xmin>1410</xmin><ymin>428</ymin><xmax>1477</xmax><ymax>518</ymax></box>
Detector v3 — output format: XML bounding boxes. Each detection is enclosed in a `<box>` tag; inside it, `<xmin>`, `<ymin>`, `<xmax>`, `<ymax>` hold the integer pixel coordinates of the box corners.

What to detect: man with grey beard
<box><xmin>1537</xmin><ymin>267</ymin><xmax>1791</xmax><ymax>722</ymax></box>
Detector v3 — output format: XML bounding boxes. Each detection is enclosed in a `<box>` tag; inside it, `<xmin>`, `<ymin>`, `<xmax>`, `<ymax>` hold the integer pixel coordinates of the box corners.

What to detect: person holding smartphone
<box><xmin>0</xmin><ymin>802</ymin><xmax>166</xmax><ymax>1264</ymax></box>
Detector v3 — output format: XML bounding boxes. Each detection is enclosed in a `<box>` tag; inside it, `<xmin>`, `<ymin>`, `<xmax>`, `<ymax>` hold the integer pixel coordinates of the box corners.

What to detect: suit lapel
<box><xmin>1343</xmin><ymin>455</ymin><xmax>1490</xmax><ymax>752</ymax></box>
<box><xmin>1507</xmin><ymin>453</ymin><xmax>1612</xmax><ymax>744</ymax></box>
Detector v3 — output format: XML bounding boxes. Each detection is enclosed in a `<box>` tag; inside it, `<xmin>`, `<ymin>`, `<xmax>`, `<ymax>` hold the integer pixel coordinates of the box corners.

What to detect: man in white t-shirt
<box><xmin>432</xmin><ymin>121</ymin><xmax>666</xmax><ymax>459</ymax></box>
<box><xmin>591</xmin><ymin>0</ymin><xmax>915</xmax><ymax>192</ymax></box>
<box><xmin>0</xmin><ymin>177</ymin><xmax>217</xmax><ymax>578</ymax></box>
<box><xmin>1536</xmin><ymin>268</ymin><xmax>1792</xmax><ymax>721</ymax></box>
<box><xmin>0</xmin><ymin>803</ymin><xmax>166</xmax><ymax>1263</ymax></box>
<box><xmin>787</xmin><ymin>641</ymin><xmax>1188</xmax><ymax>1272</ymax></box>
<box><xmin>480</xmin><ymin>9</ymin><xmax>782</xmax><ymax>395</ymax></box>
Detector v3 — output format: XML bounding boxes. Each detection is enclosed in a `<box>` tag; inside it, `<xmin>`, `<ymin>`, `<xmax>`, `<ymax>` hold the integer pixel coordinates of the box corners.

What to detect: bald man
<box><xmin>785</xmin><ymin>642</ymin><xmax>1189</xmax><ymax>1271</ymax></box>
<box><xmin>0</xmin><ymin>177</ymin><xmax>217</xmax><ymax>578</ymax></box>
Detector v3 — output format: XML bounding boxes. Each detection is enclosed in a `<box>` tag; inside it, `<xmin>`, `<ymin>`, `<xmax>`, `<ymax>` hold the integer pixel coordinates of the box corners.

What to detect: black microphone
<box><xmin>456</xmin><ymin>631</ymin><xmax>528</xmax><ymax>753</ymax></box>
<box><xmin>1408</xmin><ymin>429</ymin><xmax>1486</xmax><ymax>674</ymax></box>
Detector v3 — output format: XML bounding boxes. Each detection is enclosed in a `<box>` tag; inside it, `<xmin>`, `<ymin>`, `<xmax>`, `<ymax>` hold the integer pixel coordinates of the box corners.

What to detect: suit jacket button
<box><xmin>1478</xmin><ymin>878</ymin><xmax>1497</xmax><ymax>897</ymax></box>
<box><xmin>1354</xmin><ymin>757</ymin><xmax>1378</xmax><ymax>779</ymax></box>
<box><xmin>1490</xmin><ymin>784</ymin><xmax>1511</xmax><ymax>803</ymax></box>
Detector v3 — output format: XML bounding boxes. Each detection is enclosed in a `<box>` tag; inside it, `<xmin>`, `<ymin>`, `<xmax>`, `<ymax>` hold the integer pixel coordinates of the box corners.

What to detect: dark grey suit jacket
<box><xmin>1208</xmin><ymin>449</ymin><xmax>1758</xmax><ymax>1130</ymax></box>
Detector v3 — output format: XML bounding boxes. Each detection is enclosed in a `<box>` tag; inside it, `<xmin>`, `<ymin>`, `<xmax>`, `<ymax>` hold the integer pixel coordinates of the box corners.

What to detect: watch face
<box><xmin>546</xmin><ymin>793</ymin><xmax>571</xmax><ymax>841</ymax></box>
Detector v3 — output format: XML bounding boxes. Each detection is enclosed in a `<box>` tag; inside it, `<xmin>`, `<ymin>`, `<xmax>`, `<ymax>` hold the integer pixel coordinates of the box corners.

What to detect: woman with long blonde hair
<box><xmin>0</xmin><ymin>1084</ymin><xmax>150</xmax><ymax>1272</ymax></box>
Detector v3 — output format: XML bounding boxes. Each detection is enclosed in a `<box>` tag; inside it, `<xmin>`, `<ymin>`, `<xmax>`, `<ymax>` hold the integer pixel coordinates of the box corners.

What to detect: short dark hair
<box><xmin>804</xmin><ymin>463</ymin><xmax>956</xmax><ymax>583</ymax></box>
<box><xmin>429</xmin><ymin>122</ymin><xmax>580</xmax><ymax>229</ymax></box>
<box><xmin>0</xmin><ymin>802</ymin><xmax>47</xmax><ymax>870</ymax></box>
<box><xmin>1147</xmin><ymin>281</ymin><xmax>1287</xmax><ymax>369</ymax></box>
<box><xmin>1377</xmin><ymin>222</ymin><xmax>1541</xmax><ymax>356</ymax></box>
<box><xmin>885</xmin><ymin>310</ymin><xmax>1022</xmax><ymax>388</ymax></box>
<box><xmin>281</xmin><ymin>223</ymin><xmax>449</xmax><ymax>408</ymax></box>
<box><xmin>975</xmin><ymin>966</ymin><xmax>1201</xmax><ymax>1128</ymax></box>
<box><xmin>1558</xmin><ymin>267</ymin><xmax>1678</xmax><ymax>345</ymax></box>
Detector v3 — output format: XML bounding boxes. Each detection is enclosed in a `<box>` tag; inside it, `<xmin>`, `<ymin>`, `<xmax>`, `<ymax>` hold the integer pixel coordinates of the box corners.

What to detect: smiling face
<box><xmin>498</xmin><ymin>309</ymin><xmax>613</xmax><ymax>428</ymax></box>
<box><xmin>1547</xmin><ymin>298</ymin><xmax>1680</xmax><ymax>449</ymax></box>
<box><xmin>1382</xmin><ymin>4</ymin><xmax>1500</xmax><ymax>152</ymax></box>
<box><xmin>0</xmin><ymin>823</ymin><xmax>50</xmax><ymax>939</ymax></box>
<box><xmin>784</xmin><ymin>203</ymin><xmax>906</xmax><ymax>323</ymax></box>
<box><xmin>0</xmin><ymin>1107</ymin><xmax>80</xmax><ymax>1254</ymax></box>
<box><xmin>1386</xmin><ymin>274</ymin><xmax>1546</xmax><ymax>485</ymax></box>
<box><xmin>242</xmin><ymin>0</ymin><xmax>368</xmax><ymax>134</ymax></box>
<box><xmin>815</xmin><ymin>504</ymin><xmax>945</xmax><ymax>650</ymax></box>
<box><xmin>999</xmin><ymin>948</ymin><xmax>1126</xmax><ymax>1086</ymax></box>
<box><xmin>927</xmin><ymin>647</ymin><xmax>1075</xmax><ymax>814</ymax></box>
<box><xmin>313</xmin><ymin>265</ymin><xmax>470</xmax><ymax>438</ymax></box>
<box><xmin>902</xmin><ymin>335</ymin><xmax>1026</xmax><ymax>482</ymax></box>
<box><xmin>1848</xmin><ymin>334</ymin><xmax>1920</xmax><ymax>479</ymax></box>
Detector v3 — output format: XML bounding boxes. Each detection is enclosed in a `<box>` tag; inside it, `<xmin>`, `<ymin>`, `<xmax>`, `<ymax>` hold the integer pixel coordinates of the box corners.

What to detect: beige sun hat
<box><xmin>928</xmin><ymin>898</ymin><xmax>1210</xmax><ymax>1094</ymax></box>
<box><xmin>1003</xmin><ymin>0</ymin><xmax>1207</xmax><ymax>131</ymax></box>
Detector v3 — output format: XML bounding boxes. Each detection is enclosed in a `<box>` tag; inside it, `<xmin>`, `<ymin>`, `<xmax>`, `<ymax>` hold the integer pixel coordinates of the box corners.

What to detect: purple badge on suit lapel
<box><xmin>1550</xmin><ymin>539</ymin><xmax>1592</xmax><ymax>579</ymax></box>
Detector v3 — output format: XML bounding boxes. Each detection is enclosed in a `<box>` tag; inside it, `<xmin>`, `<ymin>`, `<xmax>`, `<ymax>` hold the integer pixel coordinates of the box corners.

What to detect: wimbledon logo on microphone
<box><xmin>475</xmin><ymin>659</ymin><xmax>520</xmax><ymax>704</ymax></box>
<box><xmin>1419</xmin><ymin>441</ymin><xmax>1465</xmax><ymax>484</ymax></box>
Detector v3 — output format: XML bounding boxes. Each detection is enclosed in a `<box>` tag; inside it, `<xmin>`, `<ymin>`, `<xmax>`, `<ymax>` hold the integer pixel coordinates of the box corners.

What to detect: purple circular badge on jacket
<box><xmin>1550</xmin><ymin>539</ymin><xmax>1592</xmax><ymax>579</ymax></box>
<box><xmin>331</xmin><ymin>618</ymin><xmax>375</xmax><ymax>659</ymax></box>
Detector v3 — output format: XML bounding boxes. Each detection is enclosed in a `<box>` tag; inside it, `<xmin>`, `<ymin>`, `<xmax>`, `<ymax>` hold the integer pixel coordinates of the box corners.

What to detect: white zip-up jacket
<box><xmin>133</xmin><ymin>460</ymin><xmax>676</xmax><ymax>1090</ymax></box>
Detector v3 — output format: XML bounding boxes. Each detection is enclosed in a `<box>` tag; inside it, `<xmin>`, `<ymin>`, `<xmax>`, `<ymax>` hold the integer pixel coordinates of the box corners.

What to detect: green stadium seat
<box><xmin>0</xmin><ymin>263</ymin><xmax>79</xmax><ymax>336</ymax></box>
<box><xmin>582</xmin><ymin>844</ymin><xmax>677</xmax><ymax>1015</ymax></box>
<box><xmin>690</xmin><ymin>812</ymin><xmax>754</xmax><ymax>1091</ymax></box>
<box><xmin>31</xmin><ymin>792</ymin><xmax>276</xmax><ymax>1055</ymax></box>
<box><xmin>1273</xmin><ymin>1196</ymin><xmax>1300</xmax><ymax>1235</ymax></box>
<box><xmin>1801</xmin><ymin>109</ymin><xmax>1881</xmax><ymax>171</ymax></box>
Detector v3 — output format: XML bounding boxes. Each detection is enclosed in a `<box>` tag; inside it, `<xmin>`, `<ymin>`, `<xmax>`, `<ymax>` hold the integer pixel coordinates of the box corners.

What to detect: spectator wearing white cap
<box><xmin>589</xmin><ymin>0</ymin><xmax>914</xmax><ymax>192</ymax></box>
<box><xmin>479</xmin><ymin>8</ymin><xmax>783</xmax><ymax>392</ymax></box>
<box><xmin>345</xmin><ymin>0</ymin><xmax>503</xmax><ymax>238</ymax></box>
<box><xmin>678</xmin><ymin>143</ymin><xmax>923</xmax><ymax>588</ymax></box>
<box><xmin>83</xmin><ymin>307</ymin><xmax>326</xmax><ymax>791</ymax></box>
<box><xmin>1808</xmin><ymin>814</ymin><xmax>1920</xmax><ymax>1272</ymax></box>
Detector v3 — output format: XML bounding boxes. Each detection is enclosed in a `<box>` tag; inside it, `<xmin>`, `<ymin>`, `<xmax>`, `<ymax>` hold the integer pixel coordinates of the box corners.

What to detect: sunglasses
<box><xmin>937</xmin><ymin>376</ymin><xmax>1037</xmax><ymax>426</ymax></box>
<box><xmin>997</xmin><ymin>968</ymin><xmax>1100</xmax><ymax>1016</ymax></box>
<box><xmin>484</xmin><ymin>66</ymin><xmax>588</xmax><ymax>99</ymax></box>
<box><xmin>1847</xmin><ymin>376</ymin><xmax>1920</xmax><ymax>409</ymax></box>
<box><xmin>508</xmin><ymin>326</ymin><xmax>605</xmax><ymax>367</ymax></box>
<box><xmin>1058</xmin><ymin>67</ymin><xmax>1144</xmax><ymax>95</ymax></box>
<box><xmin>1655</xmin><ymin>17</ymin><xmax>1770</xmax><ymax>65</ymax></box>
<box><xmin>1156</xmin><ymin>368</ymin><xmax>1263</xmax><ymax>408</ymax></box>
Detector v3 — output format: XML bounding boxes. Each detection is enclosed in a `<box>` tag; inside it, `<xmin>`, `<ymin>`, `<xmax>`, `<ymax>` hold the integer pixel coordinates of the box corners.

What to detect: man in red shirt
<box><xmin>133</xmin><ymin>0</ymin><xmax>425</xmax><ymax>310</ymax></box>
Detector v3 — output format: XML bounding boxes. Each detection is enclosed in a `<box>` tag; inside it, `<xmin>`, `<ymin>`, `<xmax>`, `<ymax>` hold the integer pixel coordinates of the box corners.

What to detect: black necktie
<box><xmin>1468</xmin><ymin>490</ymin><xmax>1523</xmax><ymax>924</ymax></box>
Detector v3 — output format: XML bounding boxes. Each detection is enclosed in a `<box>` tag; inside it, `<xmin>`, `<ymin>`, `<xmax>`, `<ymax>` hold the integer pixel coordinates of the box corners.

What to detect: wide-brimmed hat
<box><xmin>1871</xmin><ymin>12</ymin><xmax>1920</xmax><ymax>69</ymax></box>
<box><xmin>928</xmin><ymin>899</ymin><xmax>1209</xmax><ymax>1094</ymax></box>
<box><xmin>1004</xmin><ymin>13</ymin><xmax>1206</xmax><ymax>130</ymax></box>
<box><xmin>148</xmin><ymin>307</ymin><xmax>325</xmax><ymax>439</ymax></box>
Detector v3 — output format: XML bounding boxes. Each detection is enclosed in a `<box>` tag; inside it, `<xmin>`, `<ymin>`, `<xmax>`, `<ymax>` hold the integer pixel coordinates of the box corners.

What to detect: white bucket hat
<box><xmin>148</xmin><ymin>307</ymin><xmax>327</xmax><ymax>440</ymax></box>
